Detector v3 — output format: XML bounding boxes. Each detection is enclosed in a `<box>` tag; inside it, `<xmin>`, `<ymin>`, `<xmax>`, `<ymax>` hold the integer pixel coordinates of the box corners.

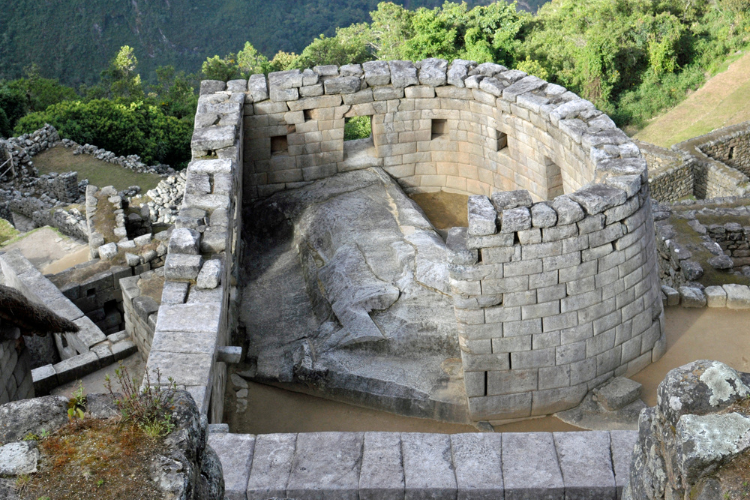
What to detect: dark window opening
<box><xmin>729</xmin><ymin>146</ymin><xmax>735</xmax><ymax>160</ymax></box>
<box><xmin>87</xmin><ymin>288</ymin><xmax>96</xmax><ymax>298</ymax></box>
<box><xmin>271</xmin><ymin>136</ymin><xmax>288</xmax><ymax>156</ymax></box>
<box><xmin>496</xmin><ymin>130</ymin><xmax>508</xmax><ymax>152</ymax></box>
<box><xmin>344</xmin><ymin>116</ymin><xmax>372</xmax><ymax>141</ymax></box>
<box><xmin>431</xmin><ymin>119</ymin><xmax>448</xmax><ymax>140</ymax></box>
<box><xmin>545</xmin><ymin>156</ymin><xmax>564</xmax><ymax>199</ymax></box>
<box><xmin>303</xmin><ymin>110</ymin><xmax>314</xmax><ymax>122</ymax></box>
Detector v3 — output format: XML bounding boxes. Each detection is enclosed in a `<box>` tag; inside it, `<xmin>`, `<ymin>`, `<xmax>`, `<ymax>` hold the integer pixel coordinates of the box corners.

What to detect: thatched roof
<box><xmin>0</xmin><ymin>284</ymin><xmax>80</xmax><ymax>336</ymax></box>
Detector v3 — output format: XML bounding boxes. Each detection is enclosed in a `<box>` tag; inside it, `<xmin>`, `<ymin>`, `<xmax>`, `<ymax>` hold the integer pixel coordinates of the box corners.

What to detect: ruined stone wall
<box><xmin>237</xmin><ymin>60</ymin><xmax>664</xmax><ymax>421</ymax></box>
<box><xmin>147</xmin><ymin>79</ymin><xmax>245</xmax><ymax>423</ymax></box>
<box><xmin>638</xmin><ymin>141</ymin><xmax>694</xmax><ymax>203</ymax></box>
<box><xmin>700</xmin><ymin>125</ymin><xmax>750</xmax><ymax>177</ymax></box>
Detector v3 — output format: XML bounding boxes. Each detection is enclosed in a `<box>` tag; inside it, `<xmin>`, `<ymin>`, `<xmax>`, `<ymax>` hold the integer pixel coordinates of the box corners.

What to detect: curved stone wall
<box><xmin>236</xmin><ymin>59</ymin><xmax>665</xmax><ymax>421</ymax></box>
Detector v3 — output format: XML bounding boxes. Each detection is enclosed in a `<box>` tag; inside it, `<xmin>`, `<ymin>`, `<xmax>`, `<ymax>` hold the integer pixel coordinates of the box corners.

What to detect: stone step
<box><xmin>208</xmin><ymin>430</ymin><xmax>638</xmax><ymax>500</ymax></box>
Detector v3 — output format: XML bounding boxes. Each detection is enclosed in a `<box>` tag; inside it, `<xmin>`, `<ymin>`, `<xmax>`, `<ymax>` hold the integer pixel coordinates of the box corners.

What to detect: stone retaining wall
<box><xmin>639</xmin><ymin>141</ymin><xmax>693</xmax><ymax>203</ymax></box>
<box><xmin>120</xmin><ymin>273</ymin><xmax>160</xmax><ymax>355</ymax></box>
<box><xmin>699</xmin><ymin>124</ymin><xmax>750</xmax><ymax>177</ymax></box>
<box><xmin>208</xmin><ymin>429</ymin><xmax>638</xmax><ymax>500</ymax></box>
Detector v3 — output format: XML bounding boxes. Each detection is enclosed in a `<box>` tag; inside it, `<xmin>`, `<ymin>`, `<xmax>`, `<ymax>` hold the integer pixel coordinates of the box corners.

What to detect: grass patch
<box><xmin>32</xmin><ymin>146</ymin><xmax>161</xmax><ymax>192</ymax></box>
<box><xmin>0</xmin><ymin>217</ymin><xmax>19</xmax><ymax>245</ymax></box>
<box><xmin>19</xmin><ymin>419</ymin><xmax>163</xmax><ymax>499</ymax></box>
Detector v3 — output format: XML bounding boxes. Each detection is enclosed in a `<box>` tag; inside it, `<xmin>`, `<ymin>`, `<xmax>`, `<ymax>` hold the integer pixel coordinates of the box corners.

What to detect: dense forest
<box><xmin>0</xmin><ymin>0</ymin><xmax>504</xmax><ymax>87</ymax></box>
<box><xmin>1</xmin><ymin>0</ymin><xmax>748</xmax><ymax>169</ymax></box>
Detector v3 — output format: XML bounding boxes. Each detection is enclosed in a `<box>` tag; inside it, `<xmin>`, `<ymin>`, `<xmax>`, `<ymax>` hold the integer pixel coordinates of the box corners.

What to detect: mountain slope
<box><xmin>634</xmin><ymin>50</ymin><xmax>750</xmax><ymax>148</ymax></box>
<box><xmin>1</xmin><ymin>0</ymin><xmax>538</xmax><ymax>86</ymax></box>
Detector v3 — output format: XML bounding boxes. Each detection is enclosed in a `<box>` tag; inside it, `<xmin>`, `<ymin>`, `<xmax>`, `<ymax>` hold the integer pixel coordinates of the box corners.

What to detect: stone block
<box><xmin>359</xmin><ymin>432</ymin><xmax>405</xmax><ymax>500</ymax></box>
<box><xmin>286</xmin><ymin>432</ymin><xmax>363</xmax><ymax>500</ymax></box>
<box><xmin>111</xmin><ymin>339</ymin><xmax>137</xmax><ymax>361</ymax></box>
<box><xmin>164</xmin><ymin>254</ymin><xmax>203</xmax><ymax>280</ymax></box>
<box><xmin>554</xmin><ymin>431</ymin><xmax>616</xmax><ymax>500</ymax></box>
<box><xmin>723</xmin><ymin>284</ymin><xmax>750</xmax><ymax>309</ymax></box>
<box><xmin>363</xmin><ymin>61</ymin><xmax>391</xmax><ymax>86</ymax></box>
<box><xmin>389</xmin><ymin>61</ymin><xmax>419</xmax><ymax>88</ymax></box>
<box><xmin>192</xmin><ymin>125</ymin><xmax>236</xmax><ymax>152</ymax></box>
<box><xmin>491</xmin><ymin>190</ymin><xmax>532</xmax><ymax>211</ymax></box>
<box><xmin>168</xmin><ymin>228</ymin><xmax>201</xmax><ymax>255</ymax></box>
<box><xmin>501</xmin><ymin>207</ymin><xmax>532</xmax><ymax>233</ymax></box>
<box><xmin>401</xmin><ymin>433</ymin><xmax>456</xmax><ymax>500</ymax></box>
<box><xmin>451</xmin><ymin>433</ymin><xmax>503</xmax><ymax>500</ymax></box>
<box><xmin>53</xmin><ymin>351</ymin><xmax>100</xmax><ymax>385</ymax></box>
<box><xmin>679</xmin><ymin>287</ymin><xmax>706</xmax><ymax>308</ymax></box>
<box><xmin>72</xmin><ymin>316</ymin><xmax>107</xmax><ymax>350</ymax></box>
<box><xmin>418</xmin><ymin>58</ymin><xmax>448</xmax><ymax>86</ymax></box>
<box><xmin>705</xmin><ymin>286</ymin><xmax>727</xmax><ymax>308</ymax></box>
<box><xmin>570</xmin><ymin>185</ymin><xmax>627</xmax><ymax>215</ymax></box>
<box><xmin>197</xmin><ymin>259</ymin><xmax>222</xmax><ymax>289</ymax></box>
<box><xmin>661</xmin><ymin>285</ymin><xmax>679</xmax><ymax>306</ymax></box>
<box><xmin>324</xmin><ymin>76</ymin><xmax>361</xmax><ymax>95</ymax></box>
<box><xmin>247</xmin><ymin>433</ymin><xmax>297</xmax><ymax>500</ymax></box>
<box><xmin>593</xmin><ymin>377</ymin><xmax>642</xmax><ymax>411</ymax></box>
<box><xmin>98</xmin><ymin>243</ymin><xmax>118</xmax><ymax>260</ymax></box>
<box><xmin>531</xmin><ymin>203</ymin><xmax>558</xmax><ymax>228</ymax></box>
<box><xmin>552</xmin><ymin>195</ymin><xmax>585</xmax><ymax>225</ymax></box>
<box><xmin>681</xmin><ymin>260</ymin><xmax>704</xmax><ymax>281</ymax></box>
<box><xmin>609</xmin><ymin>430</ymin><xmax>638</xmax><ymax>499</ymax></box>
<box><xmin>217</xmin><ymin>346</ymin><xmax>242</xmax><ymax>364</ymax></box>
<box><xmin>208</xmin><ymin>433</ymin><xmax>256</xmax><ymax>500</ymax></box>
<box><xmin>467</xmin><ymin>195</ymin><xmax>497</xmax><ymax>236</ymax></box>
<box><xmin>155</xmin><ymin>303</ymin><xmax>222</xmax><ymax>334</ymax></box>
<box><xmin>502</xmin><ymin>432</ymin><xmax>564</xmax><ymax>500</ymax></box>
<box><xmin>31</xmin><ymin>364</ymin><xmax>57</xmax><ymax>395</ymax></box>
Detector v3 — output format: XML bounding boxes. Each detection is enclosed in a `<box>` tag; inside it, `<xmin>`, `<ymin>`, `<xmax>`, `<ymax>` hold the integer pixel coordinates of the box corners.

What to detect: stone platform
<box><xmin>209</xmin><ymin>429</ymin><xmax>638</xmax><ymax>500</ymax></box>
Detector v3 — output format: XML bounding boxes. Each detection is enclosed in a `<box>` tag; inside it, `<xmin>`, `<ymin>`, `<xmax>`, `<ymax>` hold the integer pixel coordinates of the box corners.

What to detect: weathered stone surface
<box><xmin>0</xmin><ymin>442</ymin><xmax>39</xmax><ymax>475</ymax></box>
<box><xmin>197</xmin><ymin>259</ymin><xmax>222</xmax><ymax>289</ymax></box>
<box><xmin>447</xmin><ymin>60</ymin><xmax>475</xmax><ymax>88</ymax></box>
<box><xmin>248</xmin><ymin>74</ymin><xmax>269</xmax><ymax>102</ymax></box>
<box><xmin>162</xmin><ymin>281</ymin><xmax>190</xmax><ymax>304</ymax></box>
<box><xmin>503</xmin><ymin>75</ymin><xmax>546</xmax><ymax>101</ymax></box>
<box><xmin>324</xmin><ymin>76</ymin><xmax>361</xmax><ymax>94</ymax></box>
<box><xmin>164</xmin><ymin>254</ymin><xmax>203</xmax><ymax>280</ymax></box>
<box><xmin>501</xmin><ymin>207</ymin><xmax>532</xmax><ymax>233</ymax></box>
<box><xmin>451</xmin><ymin>433</ymin><xmax>503</xmax><ymax>500</ymax></box>
<box><xmin>200</xmin><ymin>80</ymin><xmax>225</xmax><ymax>95</ymax></box>
<box><xmin>570</xmin><ymin>185</ymin><xmax>627</xmax><ymax>215</ymax></box>
<box><xmin>389</xmin><ymin>61</ymin><xmax>419</xmax><ymax>88</ymax></box>
<box><xmin>679</xmin><ymin>286</ymin><xmax>706</xmax><ymax>307</ymax></box>
<box><xmin>552</xmin><ymin>195</ymin><xmax>585</xmax><ymax>225</ymax></box>
<box><xmin>708</xmin><ymin>254</ymin><xmax>733</xmax><ymax>270</ymax></box>
<box><xmin>363</xmin><ymin>61</ymin><xmax>391</xmax><ymax>86</ymax></box>
<box><xmin>192</xmin><ymin>126</ymin><xmax>236</xmax><ymax>152</ymax></box>
<box><xmin>502</xmin><ymin>432</ymin><xmax>564</xmax><ymax>500</ymax></box>
<box><xmin>662</xmin><ymin>285</ymin><xmax>680</xmax><ymax>306</ymax></box>
<box><xmin>593</xmin><ymin>377</ymin><xmax>643</xmax><ymax>411</ymax></box>
<box><xmin>705</xmin><ymin>286</ymin><xmax>727</xmax><ymax>307</ymax></box>
<box><xmin>723</xmin><ymin>284</ymin><xmax>750</xmax><ymax>309</ymax></box>
<box><xmin>491</xmin><ymin>190</ymin><xmax>533</xmax><ymax>211</ymax></box>
<box><xmin>0</xmin><ymin>395</ymin><xmax>69</xmax><ymax>443</ymax></box>
<box><xmin>681</xmin><ymin>260</ymin><xmax>704</xmax><ymax>281</ymax></box>
<box><xmin>467</xmin><ymin>195</ymin><xmax>497</xmax><ymax>236</ymax></box>
<box><xmin>247</xmin><ymin>433</ymin><xmax>297</xmax><ymax>500</ymax></box>
<box><xmin>359</xmin><ymin>432</ymin><xmax>404</xmax><ymax>500</ymax></box>
<box><xmin>610</xmin><ymin>430</ymin><xmax>638</xmax><ymax>498</ymax></box>
<box><xmin>418</xmin><ymin>58</ymin><xmax>448</xmax><ymax>87</ymax></box>
<box><xmin>531</xmin><ymin>203</ymin><xmax>558</xmax><ymax>228</ymax></box>
<box><xmin>98</xmin><ymin>242</ymin><xmax>118</xmax><ymax>260</ymax></box>
<box><xmin>286</xmin><ymin>432</ymin><xmax>363</xmax><ymax>500</ymax></box>
<box><xmin>208</xmin><ymin>433</ymin><xmax>255</xmax><ymax>500</ymax></box>
<box><xmin>401</xmin><ymin>433</ymin><xmax>456</xmax><ymax>500</ymax></box>
<box><xmin>169</xmin><ymin>228</ymin><xmax>201</xmax><ymax>255</ymax></box>
<box><xmin>554</xmin><ymin>431</ymin><xmax>616</xmax><ymax>500</ymax></box>
<box><xmin>269</xmin><ymin>70</ymin><xmax>303</xmax><ymax>90</ymax></box>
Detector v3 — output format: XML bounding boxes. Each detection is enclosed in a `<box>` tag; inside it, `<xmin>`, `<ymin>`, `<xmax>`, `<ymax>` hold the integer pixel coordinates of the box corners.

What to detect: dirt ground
<box><xmin>410</xmin><ymin>191</ymin><xmax>469</xmax><ymax>229</ymax></box>
<box><xmin>634</xmin><ymin>50</ymin><xmax>750</xmax><ymax>147</ymax></box>
<box><xmin>52</xmin><ymin>353</ymin><xmax>145</xmax><ymax>399</ymax></box>
<box><xmin>33</xmin><ymin>146</ymin><xmax>161</xmax><ymax>192</ymax></box>
<box><xmin>1</xmin><ymin>227</ymin><xmax>89</xmax><ymax>273</ymax></box>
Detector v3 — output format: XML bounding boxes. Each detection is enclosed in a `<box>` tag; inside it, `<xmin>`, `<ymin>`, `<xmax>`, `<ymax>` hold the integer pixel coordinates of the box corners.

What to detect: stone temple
<box><xmin>182</xmin><ymin>57</ymin><xmax>665</xmax><ymax>425</ymax></box>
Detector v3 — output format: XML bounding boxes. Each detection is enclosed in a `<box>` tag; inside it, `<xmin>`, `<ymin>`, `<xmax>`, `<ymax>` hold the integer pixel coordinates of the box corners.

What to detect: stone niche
<box><xmin>239</xmin><ymin>59</ymin><xmax>665</xmax><ymax>422</ymax></box>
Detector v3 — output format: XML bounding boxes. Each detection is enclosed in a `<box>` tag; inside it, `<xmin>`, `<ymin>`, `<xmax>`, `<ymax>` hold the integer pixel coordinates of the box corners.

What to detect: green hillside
<box><xmin>1</xmin><ymin>0</ymin><xmax>545</xmax><ymax>86</ymax></box>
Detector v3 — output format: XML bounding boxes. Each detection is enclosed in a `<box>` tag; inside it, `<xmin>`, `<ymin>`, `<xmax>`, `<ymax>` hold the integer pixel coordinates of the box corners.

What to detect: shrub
<box><xmin>14</xmin><ymin>99</ymin><xmax>192</xmax><ymax>168</ymax></box>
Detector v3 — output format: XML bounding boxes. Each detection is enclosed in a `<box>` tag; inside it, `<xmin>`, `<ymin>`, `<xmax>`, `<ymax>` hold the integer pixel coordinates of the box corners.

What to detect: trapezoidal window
<box><xmin>271</xmin><ymin>136</ymin><xmax>288</xmax><ymax>156</ymax></box>
<box><xmin>344</xmin><ymin>115</ymin><xmax>372</xmax><ymax>141</ymax></box>
<box><xmin>431</xmin><ymin>119</ymin><xmax>448</xmax><ymax>139</ymax></box>
<box><xmin>495</xmin><ymin>130</ymin><xmax>508</xmax><ymax>153</ymax></box>
<box><xmin>545</xmin><ymin>156</ymin><xmax>564</xmax><ymax>199</ymax></box>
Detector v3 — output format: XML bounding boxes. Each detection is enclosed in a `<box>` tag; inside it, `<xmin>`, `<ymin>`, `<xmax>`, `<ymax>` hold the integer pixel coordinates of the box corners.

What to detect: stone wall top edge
<box><xmin>203</xmin><ymin>60</ymin><xmax>647</xmax><ymax>199</ymax></box>
<box><xmin>672</xmin><ymin>119</ymin><xmax>750</xmax><ymax>154</ymax></box>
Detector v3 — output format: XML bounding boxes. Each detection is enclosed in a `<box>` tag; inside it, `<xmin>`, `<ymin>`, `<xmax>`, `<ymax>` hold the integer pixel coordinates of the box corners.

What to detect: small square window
<box><xmin>303</xmin><ymin>110</ymin><xmax>314</xmax><ymax>122</ymax></box>
<box><xmin>271</xmin><ymin>136</ymin><xmax>288</xmax><ymax>155</ymax></box>
<box><xmin>431</xmin><ymin>119</ymin><xmax>447</xmax><ymax>139</ymax></box>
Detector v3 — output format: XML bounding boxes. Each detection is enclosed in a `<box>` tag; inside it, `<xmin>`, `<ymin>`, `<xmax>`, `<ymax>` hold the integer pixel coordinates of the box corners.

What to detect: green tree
<box><xmin>237</xmin><ymin>42</ymin><xmax>271</xmax><ymax>77</ymax></box>
<box><xmin>297</xmin><ymin>24</ymin><xmax>372</xmax><ymax>68</ymax></box>
<box><xmin>102</xmin><ymin>46</ymin><xmax>145</xmax><ymax>100</ymax></box>
<box><xmin>201</xmin><ymin>54</ymin><xmax>240</xmax><ymax>81</ymax></box>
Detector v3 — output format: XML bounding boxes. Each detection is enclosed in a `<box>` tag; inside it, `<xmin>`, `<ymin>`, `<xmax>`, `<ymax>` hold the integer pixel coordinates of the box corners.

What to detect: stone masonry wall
<box><xmin>241</xmin><ymin>60</ymin><xmax>639</xmax><ymax>203</ymax></box>
<box><xmin>146</xmin><ymin>79</ymin><xmax>245</xmax><ymax>423</ymax></box>
<box><xmin>237</xmin><ymin>60</ymin><xmax>664</xmax><ymax>421</ymax></box>
<box><xmin>638</xmin><ymin>141</ymin><xmax>694</xmax><ymax>203</ymax></box>
<box><xmin>700</xmin><ymin>126</ymin><xmax>750</xmax><ymax>177</ymax></box>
